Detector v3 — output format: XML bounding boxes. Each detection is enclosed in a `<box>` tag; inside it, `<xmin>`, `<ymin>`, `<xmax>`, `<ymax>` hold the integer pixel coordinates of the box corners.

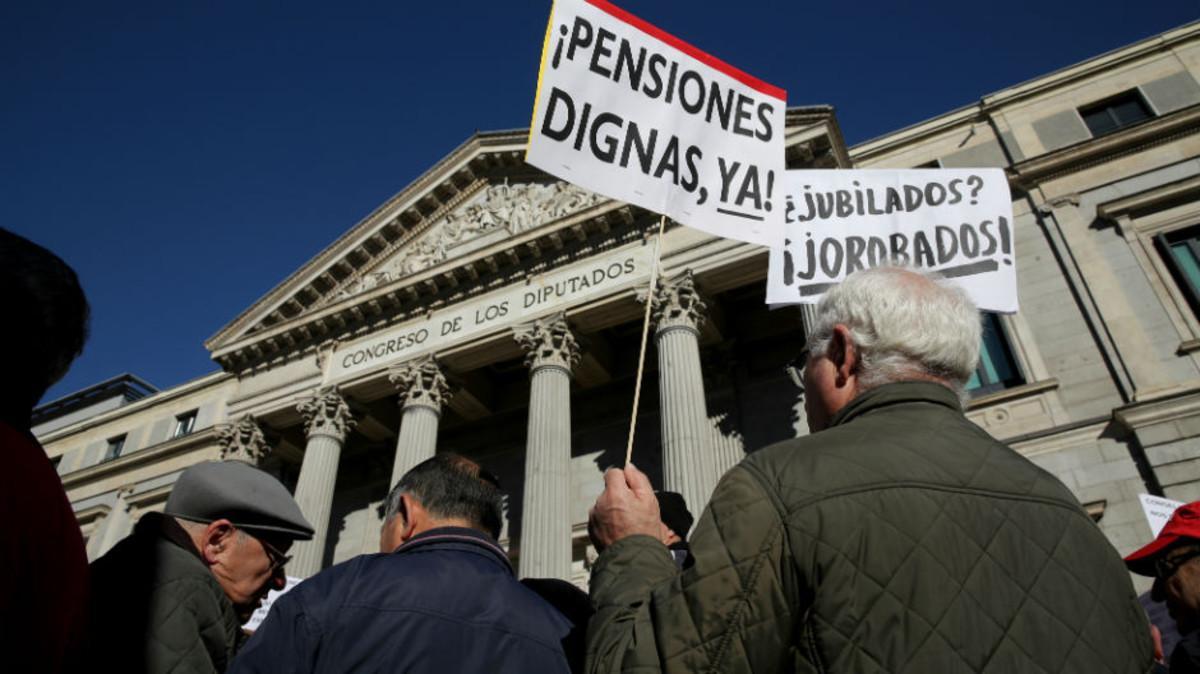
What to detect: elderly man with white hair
<box><xmin>586</xmin><ymin>265</ymin><xmax>1155</xmax><ymax>674</ymax></box>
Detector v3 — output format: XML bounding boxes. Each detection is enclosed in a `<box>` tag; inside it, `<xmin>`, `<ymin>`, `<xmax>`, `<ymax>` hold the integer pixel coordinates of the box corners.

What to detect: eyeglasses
<box><xmin>258</xmin><ymin>537</ymin><xmax>292</xmax><ymax>574</ymax></box>
<box><xmin>1155</xmin><ymin>548</ymin><xmax>1200</xmax><ymax>581</ymax></box>
<box><xmin>784</xmin><ymin>356</ymin><xmax>806</xmax><ymax>392</ymax></box>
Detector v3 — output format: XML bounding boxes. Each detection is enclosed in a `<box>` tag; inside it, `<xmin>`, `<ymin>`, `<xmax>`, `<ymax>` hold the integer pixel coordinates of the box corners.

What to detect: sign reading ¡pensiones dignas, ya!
<box><xmin>324</xmin><ymin>243</ymin><xmax>653</xmax><ymax>382</ymax></box>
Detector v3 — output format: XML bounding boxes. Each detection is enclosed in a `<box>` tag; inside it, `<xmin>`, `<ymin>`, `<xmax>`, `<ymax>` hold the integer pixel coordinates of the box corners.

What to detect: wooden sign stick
<box><xmin>624</xmin><ymin>214</ymin><xmax>667</xmax><ymax>466</ymax></box>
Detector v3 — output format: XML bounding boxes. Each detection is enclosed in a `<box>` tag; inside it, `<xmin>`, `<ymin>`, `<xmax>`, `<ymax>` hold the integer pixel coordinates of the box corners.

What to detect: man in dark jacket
<box><xmin>1126</xmin><ymin>501</ymin><xmax>1200</xmax><ymax>672</ymax></box>
<box><xmin>587</xmin><ymin>265</ymin><xmax>1156</xmax><ymax>673</ymax></box>
<box><xmin>231</xmin><ymin>453</ymin><xmax>574</xmax><ymax>673</ymax></box>
<box><xmin>88</xmin><ymin>460</ymin><xmax>314</xmax><ymax>673</ymax></box>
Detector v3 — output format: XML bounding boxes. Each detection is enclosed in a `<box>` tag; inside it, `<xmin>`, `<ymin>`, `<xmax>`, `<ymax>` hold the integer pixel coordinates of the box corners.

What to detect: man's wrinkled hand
<box><xmin>588</xmin><ymin>463</ymin><xmax>662</xmax><ymax>552</ymax></box>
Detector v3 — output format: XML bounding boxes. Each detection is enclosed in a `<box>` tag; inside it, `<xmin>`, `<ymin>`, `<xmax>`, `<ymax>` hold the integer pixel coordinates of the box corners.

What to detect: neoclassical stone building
<box><xmin>38</xmin><ymin>21</ymin><xmax>1200</xmax><ymax>589</ymax></box>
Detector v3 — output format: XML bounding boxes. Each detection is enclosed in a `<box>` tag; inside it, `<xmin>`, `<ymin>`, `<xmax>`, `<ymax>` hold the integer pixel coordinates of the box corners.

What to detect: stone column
<box><xmin>387</xmin><ymin>356</ymin><xmax>452</xmax><ymax>486</ymax></box>
<box><xmin>217</xmin><ymin>414</ymin><xmax>271</xmax><ymax>464</ymax></box>
<box><xmin>648</xmin><ymin>269</ymin><xmax>720</xmax><ymax>517</ymax></box>
<box><xmin>514</xmin><ymin>313</ymin><xmax>580</xmax><ymax>580</ymax></box>
<box><xmin>289</xmin><ymin>386</ymin><xmax>356</xmax><ymax>577</ymax></box>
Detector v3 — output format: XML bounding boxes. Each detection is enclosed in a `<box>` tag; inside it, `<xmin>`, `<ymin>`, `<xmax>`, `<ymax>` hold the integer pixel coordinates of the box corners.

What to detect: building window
<box><xmin>103</xmin><ymin>435</ymin><xmax>126</xmax><ymax>462</ymax></box>
<box><xmin>967</xmin><ymin>313</ymin><xmax>1023</xmax><ymax>396</ymax></box>
<box><xmin>173</xmin><ymin>411</ymin><xmax>197</xmax><ymax>438</ymax></box>
<box><xmin>1079</xmin><ymin>90</ymin><xmax>1153</xmax><ymax>138</ymax></box>
<box><xmin>1156</xmin><ymin>226</ymin><xmax>1200</xmax><ymax>318</ymax></box>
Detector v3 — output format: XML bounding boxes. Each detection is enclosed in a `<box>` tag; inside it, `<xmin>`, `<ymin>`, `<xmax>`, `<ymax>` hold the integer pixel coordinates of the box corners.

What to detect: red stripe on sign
<box><xmin>584</xmin><ymin>0</ymin><xmax>786</xmax><ymax>101</ymax></box>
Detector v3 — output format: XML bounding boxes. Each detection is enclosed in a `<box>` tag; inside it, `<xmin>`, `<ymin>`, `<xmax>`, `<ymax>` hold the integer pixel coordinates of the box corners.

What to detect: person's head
<box><xmin>164</xmin><ymin>461</ymin><xmax>314</xmax><ymax>621</ymax></box>
<box><xmin>798</xmin><ymin>265</ymin><xmax>981</xmax><ymax>432</ymax></box>
<box><xmin>1126</xmin><ymin>502</ymin><xmax>1200</xmax><ymax>633</ymax></box>
<box><xmin>380</xmin><ymin>453</ymin><xmax>503</xmax><ymax>553</ymax></box>
<box><xmin>175</xmin><ymin>518</ymin><xmax>295</xmax><ymax>622</ymax></box>
<box><xmin>655</xmin><ymin>491</ymin><xmax>693</xmax><ymax>548</ymax></box>
<box><xmin>0</xmin><ymin>228</ymin><xmax>90</xmax><ymax>426</ymax></box>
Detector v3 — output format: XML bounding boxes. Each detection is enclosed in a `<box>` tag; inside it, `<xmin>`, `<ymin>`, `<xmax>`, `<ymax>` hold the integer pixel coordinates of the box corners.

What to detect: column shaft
<box><xmin>289</xmin><ymin>432</ymin><xmax>342</xmax><ymax>576</ymax></box>
<box><xmin>390</xmin><ymin>405</ymin><xmax>440</xmax><ymax>486</ymax></box>
<box><xmin>520</xmin><ymin>366</ymin><xmax>573</xmax><ymax>579</ymax></box>
<box><xmin>289</xmin><ymin>386</ymin><xmax>355</xmax><ymax>578</ymax></box>
<box><xmin>658</xmin><ymin>326</ymin><xmax>719</xmax><ymax>518</ymax></box>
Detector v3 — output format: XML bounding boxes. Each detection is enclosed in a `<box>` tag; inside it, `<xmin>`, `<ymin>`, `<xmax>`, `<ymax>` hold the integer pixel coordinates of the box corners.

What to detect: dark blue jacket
<box><xmin>230</xmin><ymin>527</ymin><xmax>573</xmax><ymax>673</ymax></box>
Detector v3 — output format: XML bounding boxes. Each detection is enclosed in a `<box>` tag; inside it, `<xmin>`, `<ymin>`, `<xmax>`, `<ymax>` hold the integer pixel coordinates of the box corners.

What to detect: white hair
<box><xmin>806</xmin><ymin>265</ymin><xmax>982</xmax><ymax>399</ymax></box>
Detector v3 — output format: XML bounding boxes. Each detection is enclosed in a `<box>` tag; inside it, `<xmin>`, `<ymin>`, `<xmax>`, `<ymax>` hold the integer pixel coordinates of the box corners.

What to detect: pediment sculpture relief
<box><xmin>332</xmin><ymin>181</ymin><xmax>605</xmax><ymax>301</ymax></box>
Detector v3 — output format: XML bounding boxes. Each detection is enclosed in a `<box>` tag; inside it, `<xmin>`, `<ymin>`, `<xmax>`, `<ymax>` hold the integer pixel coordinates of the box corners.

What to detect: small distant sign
<box><xmin>1139</xmin><ymin>493</ymin><xmax>1185</xmax><ymax>538</ymax></box>
<box><xmin>243</xmin><ymin>576</ymin><xmax>302</xmax><ymax>632</ymax></box>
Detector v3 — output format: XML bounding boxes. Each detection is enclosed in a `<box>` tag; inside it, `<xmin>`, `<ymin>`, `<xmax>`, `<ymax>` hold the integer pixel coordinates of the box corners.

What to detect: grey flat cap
<box><xmin>164</xmin><ymin>461</ymin><xmax>314</xmax><ymax>540</ymax></box>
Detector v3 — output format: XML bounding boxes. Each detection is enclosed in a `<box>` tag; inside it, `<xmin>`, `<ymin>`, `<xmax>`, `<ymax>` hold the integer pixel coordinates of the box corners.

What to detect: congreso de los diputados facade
<box><xmin>36</xmin><ymin>22</ymin><xmax>1200</xmax><ymax>591</ymax></box>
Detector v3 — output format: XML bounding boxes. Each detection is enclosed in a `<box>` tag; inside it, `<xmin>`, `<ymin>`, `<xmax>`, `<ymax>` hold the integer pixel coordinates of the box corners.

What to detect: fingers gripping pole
<box><xmin>625</xmin><ymin>214</ymin><xmax>667</xmax><ymax>466</ymax></box>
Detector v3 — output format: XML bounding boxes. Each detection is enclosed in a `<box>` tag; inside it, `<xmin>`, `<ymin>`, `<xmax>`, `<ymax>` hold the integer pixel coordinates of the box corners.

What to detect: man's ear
<box><xmin>201</xmin><ymin>519</ymin><xmax>236</xmax><ymax>564</ymax></box>
<box><xmin>398</xmin><ymin>494</ymin><xmax>425</xmax><ymax>542</ymax></box>
<box><xmin>830</xmin><ymin>325</ymin><xmax>858</xmax><ymax>386</ymax></box>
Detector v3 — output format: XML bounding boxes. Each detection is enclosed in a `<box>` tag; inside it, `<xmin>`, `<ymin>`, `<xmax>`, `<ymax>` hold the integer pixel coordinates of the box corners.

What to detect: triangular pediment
<box><xmin>329</xmin><ymin>180</ymin><xmax>607</xmax><ymax>303</ymax></box>
<box><xmin>204</xmin><ymin>129</ymin><xmax>612</xmax><ymax>363</ymax></box>
<box><xmin>206</xmin><ymin>109</ymin><xmax>845</xmax><ymax>370</ymax></box>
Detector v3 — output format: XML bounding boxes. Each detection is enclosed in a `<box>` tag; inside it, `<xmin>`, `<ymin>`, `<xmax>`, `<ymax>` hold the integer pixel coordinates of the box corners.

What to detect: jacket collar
<box><xmin>137</xmin><ymin>512</ymin><xmax>207</xmax><ymax>563</ymax></box>
<box><xmin>829</xmin><ymin>381</ymin><xmax>962</xmax><ymax>429</ymax></box>
<box><xmin>393</xmin><ymin>526</ymin><xmax>513</xmax><ymax>574</ymax></box>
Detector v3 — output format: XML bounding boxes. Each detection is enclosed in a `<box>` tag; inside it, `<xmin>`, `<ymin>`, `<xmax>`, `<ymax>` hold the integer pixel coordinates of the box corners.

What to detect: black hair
<box><xmin>383</xmin><ymin>453</ymin><xmax>503</xmax><ymax>539</ymax></box>
<box><xmin>0</xmin><ymin>228</ymin><xmax>90</xmax><ymax>425</ymax></box>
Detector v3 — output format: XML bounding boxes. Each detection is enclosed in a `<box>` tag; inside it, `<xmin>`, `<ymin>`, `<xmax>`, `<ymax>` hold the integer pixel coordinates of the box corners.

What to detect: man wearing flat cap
<box><xmin>1127</xmin><ymin>500</ymin><xmax>1200</xmax><ymax>673</ymax></box>
<box><xmin>86</xmin><ymin>460</ymin><xmax>313</xmax><ymax>673</ymax></box>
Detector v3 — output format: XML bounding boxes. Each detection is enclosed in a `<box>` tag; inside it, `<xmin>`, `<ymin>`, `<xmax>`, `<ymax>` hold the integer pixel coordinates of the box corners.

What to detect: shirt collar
<box><xmin>829</xmin><ymin>380</ymin><xmax>962</xmax><ymax>428</ymax></box>
<box><xmin>393</xmin><ymin>526</ymin><xmax>513</xmax><ymax>573</ymax></box>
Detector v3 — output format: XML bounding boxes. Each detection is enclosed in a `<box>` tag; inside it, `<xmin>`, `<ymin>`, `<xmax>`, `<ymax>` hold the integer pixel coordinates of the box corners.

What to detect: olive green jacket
<box><xmin>587</xmin><ymin>382</ymin><xmax>1155</xmax><ymax>673</ymax></box>
<box><xmin>88</xmin><ymin>513</ymin><xmax>245</xmax><ymax>673</ymax></box>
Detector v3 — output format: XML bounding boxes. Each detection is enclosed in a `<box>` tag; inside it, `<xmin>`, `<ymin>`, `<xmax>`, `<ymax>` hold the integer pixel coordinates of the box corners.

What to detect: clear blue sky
<box><xmin>4</xmin><ymin>1</ymin><xmax>1195</xmax><ymax>404</ymax></box>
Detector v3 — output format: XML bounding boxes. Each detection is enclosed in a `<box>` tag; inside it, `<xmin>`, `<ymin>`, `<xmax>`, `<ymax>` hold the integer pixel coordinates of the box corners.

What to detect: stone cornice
<box><xmin>60</xmin><ymin>427</ymin><xmax>217</xmax><ymax>490</ymax></box>
<box><xmin>38</xmin><ymin>372</ymin><xmax>232</xmax><ymax>445</ymax></box>
<box><xmin>1096</xmin><ymin>174</ymin><xmax>1200</xmax><ymax>222</ymax></box>
<box><xmin>1112</xmin><ymin>385</ymin><xmax>1200</xmax><ymax>430</ymax></box>
<box><xmin>852</xmin><ymin>22</ymin><xmax>1200</xmax><ymax>161</ymax></box>
<box><xmin>211</xmin><ymin>200</ymin><xmax>644</xmax><ymax>372</ymax></box>
<box><xmin>1010</xmin><ymin>104</ymin><xmax>1200</xmax><ymax>188</ymax></box>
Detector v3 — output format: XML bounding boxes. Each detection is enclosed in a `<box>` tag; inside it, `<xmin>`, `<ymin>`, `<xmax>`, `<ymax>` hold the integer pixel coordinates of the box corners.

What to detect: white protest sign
<box><xmin>766</xmin><ymin>169</ymin><xmax>1018</xmax><ymax>313</ymax></box>
<box><xmin>526</xmin><ymin>0</ymin><xmax>786</xmax><ymax>247</ymax></box>
<box><xmin>243</xmin><ymin>576</ymin><xmax>302</xmax><ymax>632</ymax></box>
<box><xmin>1139</xmin><ymin>493</ymin><xmax>1185</xmax><ymax>538</ymax></box>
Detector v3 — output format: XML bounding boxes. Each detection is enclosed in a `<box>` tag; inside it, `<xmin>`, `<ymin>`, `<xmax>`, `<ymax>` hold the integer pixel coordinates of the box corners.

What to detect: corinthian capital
<box><xmin>388</xmin><ymin>356</ymin><xmax>452</xmax><ymax>413</ymax></box>
<box><xmin>513</xmin><ymin>313</ymin><xmax>580</xmax><ymax>373</ymax></box>
<box><xmin>297</xmin><ymin>386</ymin><xmax>357</xmax><ymax>441</ymax></box>
<box><xmin>644</xmin><ymin>269</ymin><xmax>707</xmax><ymax>333</ymax></box>
<box><xmin>217</xmin><ymin>414</ymin><xmax>271</xmax><ymax>464</ymax></box>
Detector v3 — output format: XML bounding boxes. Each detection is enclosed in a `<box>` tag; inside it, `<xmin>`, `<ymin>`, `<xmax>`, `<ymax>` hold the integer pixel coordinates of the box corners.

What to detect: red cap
<box><xmin>1125</xmin><ymin>501</ymin><xmax>1200</xmax><ymax>576</ymax></box>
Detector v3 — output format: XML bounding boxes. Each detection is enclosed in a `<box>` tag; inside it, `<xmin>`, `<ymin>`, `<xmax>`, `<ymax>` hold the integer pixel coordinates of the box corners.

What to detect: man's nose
<box><xmin>270</xmin><ymin>566</ymin><xmax>287</xmax><ymax>590</ymax></box>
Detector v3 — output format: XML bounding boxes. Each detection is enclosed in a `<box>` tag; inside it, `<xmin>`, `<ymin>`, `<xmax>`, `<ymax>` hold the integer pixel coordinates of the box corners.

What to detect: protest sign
<box><xmin>243</xmin><ymin>576</ymin><xmax>302</xmax><ymax>632</ymax></box>
<box><xmin>766</xmin><ymin>169</ymin><xmax>1018</xmax><ymax>313</ymax></box>
<box><xmin>526</xmin><ymin>0</ymin><xmax>786</xmax><ymax>248</ymax></box>
<box><xmin>1139</xmin><ymin>493</ymin><xmax>1185</xmax><ymax>538</ymax></box>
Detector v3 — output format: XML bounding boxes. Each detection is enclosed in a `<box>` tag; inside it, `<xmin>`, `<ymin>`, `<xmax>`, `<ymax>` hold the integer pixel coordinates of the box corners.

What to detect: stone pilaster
<box><xmin>647</xmin><ymin>269</ymin><xmax>719</xmax><ymax>520</ymax></box>
<box><xmin>290</xmin><ymin>386</ymin><xmax>356</xmax><ymax>577</ymax></box>
<box><xmin>94</xmin><ymin>486</ymin><xmax>134</xmax><ymax>559</ymax></box>
<box><xmin>217</xmin><ymin>414</ymin><xmax>270</xmax><ymax>464</ymax></box>
<box><xmin>514</xmin><ymin>313</ymin><xmax>580</xmax><ymax>580</ymax></box>
<box><xmin>388</xmin><ymin>356</ymin><xmax>452</xmax><ymax>486</ymax></box>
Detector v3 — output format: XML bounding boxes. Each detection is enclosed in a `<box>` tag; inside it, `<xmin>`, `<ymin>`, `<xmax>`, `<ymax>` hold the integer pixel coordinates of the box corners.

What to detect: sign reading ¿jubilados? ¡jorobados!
<box><xmin>766</xmin><ymin>168</ymin><xmax>1018</xmax><ymax>313</ymax></box>
<box><xmin>525</xmin><ymin>0</ymin><xmax>786</xmax><ymax>248</ymax></box>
